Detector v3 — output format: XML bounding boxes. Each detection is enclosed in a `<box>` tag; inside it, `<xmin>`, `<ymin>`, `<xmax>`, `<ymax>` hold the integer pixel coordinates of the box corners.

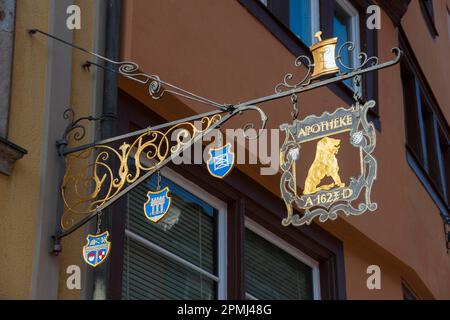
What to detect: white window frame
<box><xmin>335</xmin><ymin>0</ymin><xmax>361</xmax><ymax>69</ymax></box>
<box><xmin>334</xmin><ymin>0</ymin><xmax>361</xmax><ymax>94</ymax></box>
<box><xmin>309</xmin><ymin>0</ymin><xmax>321</xmax><ymax>44</ymax></box>
<box><xmin>289</xmin><ymin>0</ymin><xmax>321</xmax><ymax>46</ymax></box>
<box><xmin>124</xmin><ymin>162</ymin><xmax>227</xmax><ymax>299</ymax></box>
<box><xmin>244</xmin><ymin>218</ymin><xmax>321</xmax><ymax>300</ymax></box>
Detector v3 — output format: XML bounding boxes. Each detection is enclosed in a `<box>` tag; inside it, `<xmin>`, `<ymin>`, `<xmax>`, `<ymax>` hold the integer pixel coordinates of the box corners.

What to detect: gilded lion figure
<box><xmin>303</xmin><ymin>136</ymin><xmax>345</xmax><ymax>195</ymax></box>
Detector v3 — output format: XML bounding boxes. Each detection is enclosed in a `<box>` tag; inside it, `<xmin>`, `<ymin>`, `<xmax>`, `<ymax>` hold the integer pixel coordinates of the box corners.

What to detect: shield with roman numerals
<box><xmin>144</xmin><ymin>186</ymin><xmax>172</xmax><ymax>223</ymax></box>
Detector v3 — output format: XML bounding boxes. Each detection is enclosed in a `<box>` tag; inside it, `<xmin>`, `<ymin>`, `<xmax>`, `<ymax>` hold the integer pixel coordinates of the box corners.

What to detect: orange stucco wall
<box><xmin>119</xmin><ymin>0</ymin><xmax>450</xmax><ymax>299</ymax></box>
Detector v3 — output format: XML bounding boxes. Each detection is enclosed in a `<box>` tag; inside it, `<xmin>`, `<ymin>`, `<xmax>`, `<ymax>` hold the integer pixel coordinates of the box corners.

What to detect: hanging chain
<box><xmin>353</xmin><ymin>75</ymin><xmax>363</xmax><ymax>103</ymax></box>
<box><xmin>217</xmin><ymin>129</ymin><xmax>224</xmax><ymax>147</ymax></box>
<box><xmin>96</xmin><ymin>211</ymin><xmax>103</xmax><ymax>234</ymax></box>
<box><xmin>290</xmin><ymin>94</ymin><xmax>299</xmax><ymax>120</ymax></box>
<box><xmin>156</xmin><ymin>170</ymin><xmax>162</xmax><ymax>191</ymax></box>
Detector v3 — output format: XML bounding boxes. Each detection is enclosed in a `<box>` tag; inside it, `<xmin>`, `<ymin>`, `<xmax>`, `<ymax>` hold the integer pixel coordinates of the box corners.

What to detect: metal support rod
<box><xmin>54</xmin><ymin>106</ymin><xmax>242</xmax><ymax>240</ymax></box>
<box><xmin>85</xmin><ymin>60</ymin><xmax>229</xmax><ymax>111</ymax></box>
<box><xmin>29</xmin><ymin>28</ymin><xmax>401</xmax><ymax>115</ymax></box>
<box><xmin>29</xmin><ymin>28</ymin><xmax>228</xmax><ymax>111</ymax></box>
<box><xmin>84</xmin><ymin>49</ymin><xmax>401</xmax><ymax>113</ymax></box>
<box><xmin>234</xmin><ymin>48</ymin><xmax>402</xmax><ymax>109</ymax></box>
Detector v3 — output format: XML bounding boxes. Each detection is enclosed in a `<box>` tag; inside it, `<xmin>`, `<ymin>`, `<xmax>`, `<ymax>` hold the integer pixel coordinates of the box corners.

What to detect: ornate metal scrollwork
<box><xmin>273</xmin><ymin>39</ymin><xmax>401</xmax><ymax>98</ymax></box>
<box><xmin>107</xmin><ymin>60</ymin><xmax>166</xmax><ymax>100</ymax></box>
<box><xmin>241</xmin><ymin>105</ymin><xmax>269</xmax><ymax>140</ymax></box>
<box><xmin>274</xmin><ymin>55</ymin><xmax>314</xmax><ymax>93</ymax></box>
<box><xmin>56</xmin><ymin>108</ymin><xmax>111</xmax><ymax>156</ymax></box>
<box><xmin>60</xmin><ymin>113</ymin><xmax>222</xmax><ymax>230</ymax></box>
<box><xmin>59</xmin><ymin>103</ymin><xmax>268</xmax><ymax>231</ymax></box>
<box><xmin>86</xmin><ymin>59</ymin><xmax>227</xmax><ymax>109</ymax></box>
<box><xmin>30</xmin><ymin>28</ymin><xmax>227</xmax><ymax>111</ymax></box>
<box><xmin>336</xmin><ymin>41</ymin><xmax>379</xmax><ymax>72</ymax></box>
<box><xmin>280</xmin><ymin>101</ymin><xmax>378</xmax><ymax>226</ymax></box>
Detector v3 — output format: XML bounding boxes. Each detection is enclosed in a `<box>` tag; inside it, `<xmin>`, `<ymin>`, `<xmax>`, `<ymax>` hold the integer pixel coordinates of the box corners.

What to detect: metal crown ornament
<box><xmin>310</xmin><ymin>31</ymin><xmax>339</xmax><ymax>79</ymax></box>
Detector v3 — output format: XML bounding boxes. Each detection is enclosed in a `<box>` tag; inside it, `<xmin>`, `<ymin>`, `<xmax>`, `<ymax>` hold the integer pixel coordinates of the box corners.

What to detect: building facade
<box><xmin>0</xmin><ymin>0</ymin><xmax>449</xmax><ymax>299</ymax></box>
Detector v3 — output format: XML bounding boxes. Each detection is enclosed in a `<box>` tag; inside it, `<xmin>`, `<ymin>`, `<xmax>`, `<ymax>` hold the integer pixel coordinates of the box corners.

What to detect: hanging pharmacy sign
<box><xmin>279</xmin><ymin>101</ymin><xmax>378</xmax><ymax>226</ymax></box>
<box><xmin>29</xmin><ymin>29</ymin><xmax>401</xmax><ymax>264</ymax></box>
<box><xmin>274</xmin><ymin>31</ymin><xmax>393</xmax><ymax>226</ymax></box>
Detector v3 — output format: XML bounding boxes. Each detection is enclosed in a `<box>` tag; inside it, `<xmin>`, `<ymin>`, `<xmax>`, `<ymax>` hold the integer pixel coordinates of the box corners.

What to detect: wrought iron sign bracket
<box><xmin>29</xmin><ymin>28</ymin><xmax>402</xmax><ymax>257</ymax></box>
<box><xmin>29</xmin><ymin>29</ymin><xmax>230</xmax><ymax>112</ymax></box>
<box><xmin>29</xmin><ymin>29</ymin><xmax>401</xmax><ymax>114</ymax></box>
<box><xmin>50</xmin><ymin>104</ymin><xmax>266</xmax><ymax>255</ymax></box>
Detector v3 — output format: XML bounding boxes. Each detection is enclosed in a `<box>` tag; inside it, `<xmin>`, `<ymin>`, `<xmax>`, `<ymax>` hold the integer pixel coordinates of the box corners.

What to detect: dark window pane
<box><xmin>127</xmin><ymin>175</ymin><xmax>216</xmax><ymax>272</ymax></box>
<box><xmin>401</xmin><ymin>64</ymin><xmax>423</xmax><ymax>163</ymax></box>
<box><xmin>333</xmin><ymin>4</ymin><xmax>352</xmax><ymax>87</ymax></box>
<box><xmin>122</xmin><ymin>238</ymin><xmax>216</xmax><ymax>300</ymax></box>
<box><xmin>334</xmin><ymin>6</ymin><xmax>351</xmax><ymax>67</ymax></box>
<box><xmin>245</xmin><ymin>229</ymin><xmax>314</xmax><ymax>300</ymax></box>
<box><xmin>122</xmin><ymin>174</ymin><xmax>217</xmax><ymax>300</ymax></box>
<box><xmin>422</xmin><ymin>0</ymin><xmax>434</xmax><ymax>19</ymax></box>
<box><xmin>402</xmin><ymin>282</ymin><xmax>418</xmax><ymax>300</ymax></box>
<box><xmin>289</xmin><ymin>0</ymin><xmax>313</xmax><ymax>45</ymax></box>
<box><xmin>438</xmin><ymin>127</ymin><xmax>450</xmax><ymax>203</ymax></box>
<box><xmin>421</xmin><ymin>102</ymin><xmax>442</xmax><ymax>192</ymax></box>
<box><xmin>266</xmin><ymin>0</ymin><xmax>313</xmax><ymax>45</ymax></box>
<box><xmin>267</xmin><ymin>0</ymin><xmax>290</xmax><ymax>27</ymax></box>
<box><xmin>420</xmin><ymin>0</ymin><xmax>438</xmax><ymax>37</ymax></box>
